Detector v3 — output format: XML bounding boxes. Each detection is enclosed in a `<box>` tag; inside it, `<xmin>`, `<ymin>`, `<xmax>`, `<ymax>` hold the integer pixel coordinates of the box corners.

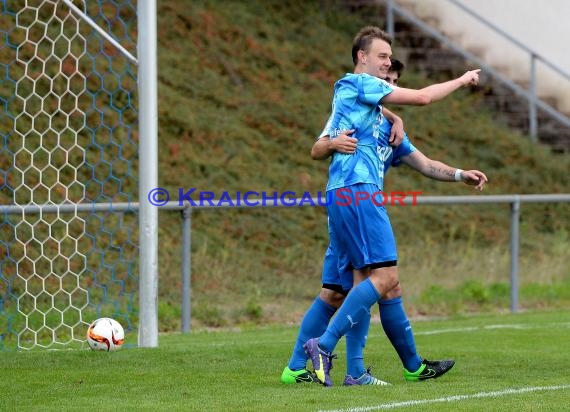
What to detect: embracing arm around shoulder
<box><xmin>383</xmin><ymin>69</ymin><xmax>481</xmax><ymax>106</ymax></box>
<box><xmin>381</xmin><ymin>108</ymin><xmax>404</xmax><ymax>146</ymax></box>
<box><xmin>311</xmin><ymin>130</ymin><xmax>357</xmax><ymax>160</ymax></box>
<box><xmin>401</xmin><ymin>150</ymin><xmax>489</xmax><ymax>190</ymax></box>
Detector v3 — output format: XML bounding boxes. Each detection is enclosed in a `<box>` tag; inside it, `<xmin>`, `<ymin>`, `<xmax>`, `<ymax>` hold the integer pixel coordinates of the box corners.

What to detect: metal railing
<box><xmin>3</xmin><ymin>193</ymin><xmax>570</xmax><ymax>332</ymax></box>
<box><xmin>384</xmin><ymin>0</ymin><xmax>570</xmax><ymax>142</ymax></box>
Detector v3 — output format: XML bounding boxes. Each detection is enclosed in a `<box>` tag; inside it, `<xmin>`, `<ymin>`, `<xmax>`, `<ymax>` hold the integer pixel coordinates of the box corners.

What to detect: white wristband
<box><xmin>454</xmin><ymin>169</ymin><xmax>463</xmax><ymax>182</ymax></box>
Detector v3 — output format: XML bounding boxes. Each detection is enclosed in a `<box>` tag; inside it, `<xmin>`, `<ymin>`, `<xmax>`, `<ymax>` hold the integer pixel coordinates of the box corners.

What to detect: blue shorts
<box><xmin>327</xmin><ymin>183</ymin><xmax>398</xmax><ymax>271</ymax></box>
<box><xmin>321</xmin><ymin>239</ymin><xmax>353</xmax><ymax>293</ymax></box>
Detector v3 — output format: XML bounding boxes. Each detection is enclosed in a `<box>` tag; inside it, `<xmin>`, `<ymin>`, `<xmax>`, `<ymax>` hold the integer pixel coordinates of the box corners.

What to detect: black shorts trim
<box><xmin>367</xmin><ymin>260</ymin><xmax>398</xmax><ymax>270</ymax></box>
<box><xmin>322</xmin><ymin>283</ymin><xmax>350</xmax><ymax>296</ymax></box>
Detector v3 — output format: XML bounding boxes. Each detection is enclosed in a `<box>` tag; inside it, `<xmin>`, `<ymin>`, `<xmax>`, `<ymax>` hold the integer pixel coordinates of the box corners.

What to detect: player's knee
<box><xmin>369</xmin><ymin>266</ymin><xmax>400</xmax><ymax>296</ymax></box>
<box><xmin>386</xmin><ymin>270</ymin><xmax>400</xmax><ymax>290</ymax></box>
<box><xmin>384</xmin><ymin>282</ymin><xmax>402</xmax><ymax>299</ymax></box>
<box><xmin>320</xmin><ymin>288</ymin><xmax>346</xmax><ymax>308</ymax></box>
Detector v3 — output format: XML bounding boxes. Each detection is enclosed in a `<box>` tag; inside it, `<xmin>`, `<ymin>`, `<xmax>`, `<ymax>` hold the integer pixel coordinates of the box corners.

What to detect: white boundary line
<box><xmin>184</xmin><ymin>322</ymin><xmax>570</xmax><ymax>347</ymax></box>
<box><xmin>414</xmin><ymin>322</ymin><xmax>570</xmax><ymax>336</ymax></box>
<box><xmin>317</xmin><ymin>384</ymin><xmax>570</xmax><ymax>412</ymax></box>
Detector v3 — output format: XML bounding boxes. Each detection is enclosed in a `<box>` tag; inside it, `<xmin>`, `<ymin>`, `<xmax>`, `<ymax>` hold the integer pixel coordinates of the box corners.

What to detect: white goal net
<box><xmin>1</xmin><ymin>0</ymin><xmax>140</xmax><ymax>350</ymax></box>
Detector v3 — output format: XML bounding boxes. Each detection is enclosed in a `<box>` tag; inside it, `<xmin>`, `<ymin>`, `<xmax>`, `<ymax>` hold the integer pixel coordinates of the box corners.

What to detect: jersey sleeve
<box><xmin>317</xmin><ymin>113</ymin><xmax>333</xmax><ymax>140</ymax></box>
<box><xmin>391</xmin><ymin>133</ymin><xmax>416</xmax><ymax>167</ymax></box>
<box><xmin>358</xmin><ymin>74</ymin><xmax>394</xmax><ymax>106</ymax></box>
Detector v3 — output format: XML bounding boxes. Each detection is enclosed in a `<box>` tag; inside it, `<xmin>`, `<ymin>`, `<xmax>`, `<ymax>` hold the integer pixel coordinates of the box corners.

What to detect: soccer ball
<box><xmin>86</xmin><ymin>317</ymin><xmax>125</xmax><ymax>351</ymax></box>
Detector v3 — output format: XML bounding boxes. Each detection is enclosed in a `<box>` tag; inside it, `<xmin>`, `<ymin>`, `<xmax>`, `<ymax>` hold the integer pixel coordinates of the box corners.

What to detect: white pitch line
<box><xmin>414</xmin><ymin>326</ymin><xmax>478</xmax><ymax>335</ymax></box>
<box><xmin>187</xmin><ymin>322</ymin><xmax>570</xmax><ymax>347</ymax></box>
<box><xmin>484</xmin><ymin>324</ymin><xmax>526</xmax><ymax>330</ymax></box>
<box><xmin>414</xmin><ymin>322</ymin><xmax>570</xmax><ymax>336</ymax></box>
<box><xmin>317</xmin><ymin>384</ymin><xmax>570</xmax><ymax>412</ymax></box>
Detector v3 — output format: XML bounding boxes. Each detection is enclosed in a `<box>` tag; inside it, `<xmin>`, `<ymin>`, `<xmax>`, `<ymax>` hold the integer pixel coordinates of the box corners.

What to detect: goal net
<box><xmin>1</xmin><ymin>0</ymin><xmax>139</xmax><ymax>350</ymax></box>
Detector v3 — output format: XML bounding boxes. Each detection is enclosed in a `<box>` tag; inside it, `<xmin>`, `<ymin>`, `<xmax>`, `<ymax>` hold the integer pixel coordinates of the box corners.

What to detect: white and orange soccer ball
<box><xmin>86</xmin><ymin>317</ymin><xmax>125</xmax><ymax>351</ymax></box>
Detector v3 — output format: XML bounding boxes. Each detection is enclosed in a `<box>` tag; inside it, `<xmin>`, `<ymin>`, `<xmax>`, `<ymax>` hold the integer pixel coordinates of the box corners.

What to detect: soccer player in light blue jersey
<box><xmin>302</xmin><ymin>26</ymin><xmax>486</xmax><ymax>387</ymax></box>
<box><xmin>282</xmin><ymin>58</ymin><xmax>487</xmax><ymax>386</ymax></box>
<box><xmin>281</xmin><ymin>62</ymin><xmax>407</xmax><ymax>386</ymax></box>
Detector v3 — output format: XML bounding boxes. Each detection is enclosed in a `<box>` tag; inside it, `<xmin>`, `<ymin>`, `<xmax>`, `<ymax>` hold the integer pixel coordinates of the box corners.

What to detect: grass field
<box><xmin>2</xmin><ymin>309</ymin><xmax>569</xmax><ymax>411</ymax></box>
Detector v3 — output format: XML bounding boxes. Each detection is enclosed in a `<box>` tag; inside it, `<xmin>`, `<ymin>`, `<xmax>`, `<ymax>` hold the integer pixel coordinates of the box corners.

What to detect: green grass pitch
<box><xmin>1</xmin><ymin>309</ymin><xmax>569</xmax><ymax>411</ymax></box>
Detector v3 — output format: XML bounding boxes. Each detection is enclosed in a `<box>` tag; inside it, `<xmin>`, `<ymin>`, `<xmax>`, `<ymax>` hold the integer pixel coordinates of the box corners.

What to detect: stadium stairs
<box><xmin>341</xmin><ymin>0</ymin><xmax>570</xmax><ymax>152</ymax></box>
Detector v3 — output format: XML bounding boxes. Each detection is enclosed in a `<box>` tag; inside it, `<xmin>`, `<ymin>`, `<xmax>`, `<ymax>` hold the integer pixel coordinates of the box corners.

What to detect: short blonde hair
<box><xmin>351</xmin><ymin>26</ymin><xmax>392</xmax><ymax>65</ymax></box>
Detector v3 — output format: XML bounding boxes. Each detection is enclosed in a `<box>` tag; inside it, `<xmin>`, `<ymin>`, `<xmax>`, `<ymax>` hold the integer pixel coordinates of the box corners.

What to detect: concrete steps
<box><xmin>333</xmin><ymin>0</ymin><xmax>570</xmax><ymax>151</ymax></box>
<box><xmin>385</xmin><ymin>5</ymin><xmax>570</xmax><ymax>152</ymax></box>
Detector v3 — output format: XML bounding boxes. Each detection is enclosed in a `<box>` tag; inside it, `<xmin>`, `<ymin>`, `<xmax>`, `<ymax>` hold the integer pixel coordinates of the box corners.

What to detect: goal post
<box><xmin>136</xmin><ymin>0</ymin><xmax>158</xmax><ymax>348</ymax></box>
<box><xmin>0</xmin><ymin>0</ymin><xmax>158</xmax><ymax>350</ymax></box>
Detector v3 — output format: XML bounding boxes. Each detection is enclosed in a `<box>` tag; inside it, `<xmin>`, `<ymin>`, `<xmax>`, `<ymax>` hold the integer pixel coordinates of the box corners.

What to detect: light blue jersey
<box><xmin>326</xmin><ymin>122</ymin><xmax>417</xmax><ymax>269</ymax></box>
<box><xmin>377</xmin><ymin>116</ymin><xmax>417</xmax><ymax>190</ymax></box>
<box><xmin>321</xmin><ymin>73</ymin><xmax>394</xmax><ymax>192</ymax></box>
<box><xmin>322</xmin><ymin>110</ymin><xmax>416</xmax><ymax>282</ymax></box>
<box><xmin>319</xmin><ymin>72</ymin><xmax>419</xmax><ymax>270</ymax></box>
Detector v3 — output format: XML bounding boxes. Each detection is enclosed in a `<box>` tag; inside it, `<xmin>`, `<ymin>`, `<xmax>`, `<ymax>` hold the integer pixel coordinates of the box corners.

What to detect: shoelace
<box><xmin>317</xmin><ymin>345</ymin><xmax>338</xmax><ymax>371</ymax></box>
<box><xmin>364</xmin><ymin>366</ymin><xmax>389</xmax><ymax>385</ymax></box>
<box><xmin>326</xmin><ymin>353</ymin><xmax>338</xmax><ymax>371</ymax></box>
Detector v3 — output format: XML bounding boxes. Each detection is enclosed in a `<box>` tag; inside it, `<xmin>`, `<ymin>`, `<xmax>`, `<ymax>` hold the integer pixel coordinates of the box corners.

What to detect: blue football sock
<box><xmin>288</xmin><ymin>296</ymin><xmax>336</xmax><ymax>371</ymax></box>
<box><xmin>319</xmin><ymin>278</ymin><xmax>380</xmax><ymax>354</ymax></box>
<box><xmin>345</xmin><ymin>309</ymin><xmax>370</xmax><ymax>378</ymax></box>
<box><xmin>379</xmin><ymin>297</ymin><xmax>422</xmax><ymax>372</ymax></box>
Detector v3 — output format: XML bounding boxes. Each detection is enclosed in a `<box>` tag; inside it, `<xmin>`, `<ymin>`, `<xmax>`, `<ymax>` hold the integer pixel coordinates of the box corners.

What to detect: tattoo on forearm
<box><xmin>429</xmin><ymin>164</ymin><xmax>454</xmax><ymax>179</ymax></box>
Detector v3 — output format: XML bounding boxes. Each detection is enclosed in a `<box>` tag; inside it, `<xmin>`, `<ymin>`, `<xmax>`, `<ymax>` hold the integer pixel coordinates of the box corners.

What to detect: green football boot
<box><xmin>281</xmin><ymin>366</ymin><xmax>317</xmax><ymax>384</ymax></box>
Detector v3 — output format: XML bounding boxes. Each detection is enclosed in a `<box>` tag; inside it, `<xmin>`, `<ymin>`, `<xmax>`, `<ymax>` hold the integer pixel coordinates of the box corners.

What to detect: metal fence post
<box><xmin>386</xmin><ymin>0</ymin><xmax>395</xmax><ymax>38</ymax></box>
<box><xmin>181</xmin><ymin>206</ymin><xmax>192</xmax><ymax>332</ymax></box>
<box><xmin>509</xmin><ymin>197</ymin><xmax>520</xmax><ymax>312</ymax></box>
<box><xmin>529</xmin><ymin>53</ymin><xmax>538</xmax><ymax>142</ymax></box>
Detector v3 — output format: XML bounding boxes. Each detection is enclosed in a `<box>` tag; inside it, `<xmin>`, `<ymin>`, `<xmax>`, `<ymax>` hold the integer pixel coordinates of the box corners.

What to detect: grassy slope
<box><xmin>2</xmin><ymin>1</ymin><xmax>567</xmax><ymax>332</ymax></box>
<box><xmin>152</xmin><ymin>0</ymin><xmax>569</xmax><ymax>328</ymax></box>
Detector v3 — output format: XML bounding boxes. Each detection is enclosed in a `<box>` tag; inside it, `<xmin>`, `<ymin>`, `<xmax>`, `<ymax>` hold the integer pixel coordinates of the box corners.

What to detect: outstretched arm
<box><xmin>401</xmin><ymin>150</ymin><xmax>488</xmax><ymax>190</ymax></box>
<box><xmin>383</xmin><ymin>69</ymin><xmax>480</xmax><ymax>106</ymax></box>
<box><xmin>311</xmin><ymin>130</ymin><xmax>357</xmax><ymax>160</ymax></box>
